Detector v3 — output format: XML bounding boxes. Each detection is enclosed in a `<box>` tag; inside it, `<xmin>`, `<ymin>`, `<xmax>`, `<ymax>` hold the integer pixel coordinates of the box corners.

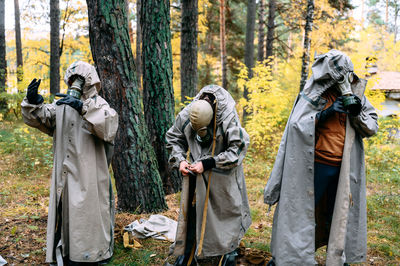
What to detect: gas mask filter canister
<box><xmin>67</xmin><ymin>76</ymin><xmax>85</xmax><ymax>99</ymax></box>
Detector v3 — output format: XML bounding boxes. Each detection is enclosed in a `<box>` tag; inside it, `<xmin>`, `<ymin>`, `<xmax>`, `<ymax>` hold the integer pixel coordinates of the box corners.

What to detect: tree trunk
<box><xmin>86</xmin><ymin>0</ymin><xmax>167</xmax><ymax>213</ymax></box>
<box><xmin>257</xmin><ymin>0</ymin><xmax>265</xmax><ymax>62</ymax></box>
<box><xmin>142</xmin><ymin>0</ymin><xmax>181</xmax><ymax>194</ymax></box>
<box><xmin>14</xmin><ymin>0</ymin><xmax>23</xmax><ymax>85</ymax></box>
<box><xmin>395</xmin><ymin>4</ymin><xmax>399</xmax><ymax>44</ymax></box>
<box><xmin>136</xmin><ymin>0</ymin><xmax>142</xmax><ymax>89</ymax></box>
<box><xmin>220</xmin><ymin>0</ymin><xmax>227</xmax><ymax>89</ymax></box>
<box><xmin>50</xmin><ymin>0</ymin><xmax>60</xmax><ymax>95</ymax></box>
<box><xmin>299</xmin><ymin>0</ymin><xmax>315</xmax><ymax>92</ymax></box>
<box><xmin>265</xmin><ymin>0</ymin><xmax>276</xmax><ymax>60</ymax></box>
<box><xmin>125</xmin><ymin>0</ymin><xmax>134</xmax><ymax>43</ymax></box>
<box><xmin>180</xmin><ymin>0</ymin><xmax>198</xmax><ymax>103</ymax></box>
<box><xmin>243</xmin><ymin>0</ymin><xmax>256</xmax><ymax>122</ymax></box>
<box><xmin>0</xmin><ymin>0</ymin><xmax>6</xmax><ymax>91</ymax></box>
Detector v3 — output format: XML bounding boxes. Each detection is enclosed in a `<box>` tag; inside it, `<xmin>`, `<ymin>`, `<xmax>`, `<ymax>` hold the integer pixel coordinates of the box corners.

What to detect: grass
<box><xmin>0</xmin><ymin>120</ymin><xmax>399</xmax><ymax>265</ymax></box>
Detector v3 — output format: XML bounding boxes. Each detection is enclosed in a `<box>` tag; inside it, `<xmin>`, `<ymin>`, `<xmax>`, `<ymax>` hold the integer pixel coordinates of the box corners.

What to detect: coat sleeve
<box><xmin>21</xmin><ymin>98</ymin><xmax>56</xmax><ymax>136</ymax></box>
<box><xmin>166</xmin><ymin>112</ymin><xmax>189</xmax><ymax>169</ymax></box>
<box><xmin>82</xmin><ymin>96</ymin><xmax>119</xmax><ymax>143</ymax></box>
<box><xmin>349</xmin><ymin>96</ymin><xmax>378</xmax><ymax>138</ymax></box>
<box><xmin>213</xmin><ymin>116</ymin><xmax>250</xmax><ymax>170</ymax></box>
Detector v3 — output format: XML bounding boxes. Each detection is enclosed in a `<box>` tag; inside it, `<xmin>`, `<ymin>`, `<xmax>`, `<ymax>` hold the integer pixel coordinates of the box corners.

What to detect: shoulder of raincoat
<box><xmin>21</xmin><ymin>61</ymin><xmax>119</xmax><ymax>263</ymax></box>
<box><xmin>166</xmin><ymin>84</ymin><xmax>252</xmax><ymax>257</ymax></box>
<box><xmin>263</xmin><ymin>50</ymin><xmax>378</xmax><ymax>265</ymax></box>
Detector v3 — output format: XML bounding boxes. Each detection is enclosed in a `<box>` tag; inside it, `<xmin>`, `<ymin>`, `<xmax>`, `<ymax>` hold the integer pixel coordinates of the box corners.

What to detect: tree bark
<box><xmin>136</xmin><ymin>0</ymin><xmax>142</xmax><ymax>89</ymax></box>
<box><xmin>220</xmin><ymin>0</ymin><xmax>227</xmax><ymax>89</ymax></box>
<box><xmin>299</xmin><ymin>0</ymin><xmax>315</xmax><ymax>92</ymax></box>
<box><xmin>257</xmin><ymin>0</ymin><xmax>265</xmax><ymax>62</ymax></box>
<box><xmin>86</xmin><ymin>0</ymin><xmax>167</xmax><ymax>213</ymax></box>
<box><xmin>180</xmin><ymin>0</ymin><xmax>198</xmax><ymax>103</ymax></box>
<box><xmin>243</xmin><ymin>0</ymin><xmax>256</xmax><ymax>121</ymax></box>
<box><xmin>14</xmin><ymin>0</ymin><xmax>23</xmax><ymax>84</ymax></box>
<box><xmin>0</xmin><ymin>0</ymin><xmax>6</xmax><ymax>91</ymax></box>
<box><xmin>265</xmin><ymin>0</ymin><xmax>276</xmax><ymax>60</ymax></box>
<box><xmin>142</xmin><ymin>0</ymin><xmax>181</xmax><ymax>194</ymax></box>
<box><xmin>50</xmin><ymin>0</ymin><xmax>60</xmax><ymax>95</ymax></box>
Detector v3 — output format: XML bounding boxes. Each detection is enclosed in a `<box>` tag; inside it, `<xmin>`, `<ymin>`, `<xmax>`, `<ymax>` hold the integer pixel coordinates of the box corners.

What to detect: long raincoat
<box><xmin>263</xmin><ymin>50</ymin><xmax>378</xmax><ymax>265</ymax></box>
<box><xmin>166</xmin><ymin>85</ymin><xmax>252</xmax><ymax>257</ymax></box>
<box><xmin>21</xmin><ymin>61</ymin><xmax>119</xmax><ymax>263</ymax></box>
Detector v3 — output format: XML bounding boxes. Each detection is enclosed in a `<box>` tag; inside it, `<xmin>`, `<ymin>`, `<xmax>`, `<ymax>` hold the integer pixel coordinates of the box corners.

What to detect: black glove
<box><xmin>347</xmin><ymin>95</ymin><xmax>362</xmax><ymax>116</ymax></box>
<box><xmin>316</xmin><ymin>96</ymin><xmax>348</xmax><ymax>125</ymax></box>
<box><xmin>26</xmin><ymin>78</ymin><xmax>44</xmax><ymax>105</ymax></box>
<box><xmin>56</xmin><ymin>95</ymin><xmax>83</xmax><ymax>114</ymax></box>
<box><xmin>201</xmin><ymin>157</ymin><xmax>216</xmax><ymax>172</ymax></box>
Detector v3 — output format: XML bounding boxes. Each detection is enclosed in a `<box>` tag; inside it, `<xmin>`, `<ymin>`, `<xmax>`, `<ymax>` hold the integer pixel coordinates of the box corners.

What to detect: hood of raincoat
<box><xmin>302</xmin><ymin>49</ymin><xmax>357</xmax><ymax>101</ymax></box>
<box><xmin>64</xmin><ymin>61</ymin><xmax>101</xmax><ymax>100</ymax></box>
<box><xmin>193</xmin><ymin>84</ymin><xmax>237</xmax><ymax>125</ymax></box>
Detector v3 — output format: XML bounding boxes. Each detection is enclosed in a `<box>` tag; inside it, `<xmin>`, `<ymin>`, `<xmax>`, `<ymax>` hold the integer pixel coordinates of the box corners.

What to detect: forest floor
<box><xmin>0</xmin><ymin>121</ymin><xmax>399</xmax><ymax>265</ymax></box>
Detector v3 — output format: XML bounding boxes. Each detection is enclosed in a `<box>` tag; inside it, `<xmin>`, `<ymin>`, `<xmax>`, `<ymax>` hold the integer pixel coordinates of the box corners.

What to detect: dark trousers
<box><xmin>314</xmin><ymin>162</ymin><xmax>340</xmax><ymax>221</ymax></box>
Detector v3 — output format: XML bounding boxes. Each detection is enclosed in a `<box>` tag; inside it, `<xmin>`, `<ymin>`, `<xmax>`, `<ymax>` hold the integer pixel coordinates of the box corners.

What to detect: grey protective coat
<box><xmin>166</xmin><ymin>85</ymin><xmax>252</xmax><ymax>257</ymax></box>
<box><xmin>21</xmin><ymin>61</ymin><xmax>119</xmax><ymax>263</ymax></box>
<box><xmin>263</xmin><ymin>50</ymin><xmax>378</xmax><ymax>265</ymax></box>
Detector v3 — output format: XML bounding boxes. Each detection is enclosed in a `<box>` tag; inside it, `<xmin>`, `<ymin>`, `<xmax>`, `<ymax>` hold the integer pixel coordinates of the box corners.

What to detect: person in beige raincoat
<box><xmin>21</xmin><ymin>61</ymin><xmax>118</xmax><ymax>265</ymax></box>
<box><xmin>264</xmin><ymin>50</ymin><xmax>378</xmax><ymax>265</ymax></box>
<box><xmin>166</xmin><ymin>85</ymin><xmax>251</xmax><ymax>266</ymax></box>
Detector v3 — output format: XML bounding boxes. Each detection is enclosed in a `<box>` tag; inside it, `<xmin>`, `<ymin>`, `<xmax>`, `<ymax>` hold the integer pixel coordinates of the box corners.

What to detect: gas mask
<box><xmin>190</xmin><ymin>100</ymin><xmax>214</xmax><ymax>147</ymax></box>
<box><xmin>67</xmin><ymin>76</ymin><xmax>85</xmax><ymax>99</ymax></box>
<box><xmin>337</xmin><ymin>72</ymin><xmax>362</xmax><ymax>115</ymax></box>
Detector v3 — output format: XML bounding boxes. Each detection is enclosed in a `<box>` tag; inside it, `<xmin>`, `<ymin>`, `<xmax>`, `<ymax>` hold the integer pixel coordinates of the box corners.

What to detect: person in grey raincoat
<box><xmin>166</xmin><ymin>85</ymin><xmax>251</xmax><ymax>265</ymax></box>
<box><xmin>21</xmin><ymin>61</ymin><xmax>119</xmax><ymax>265</ymax></box>
<box><xmin>264</xmin><ymin>50</ymin><xmax>378</xmax><ymax>265</ymax></box>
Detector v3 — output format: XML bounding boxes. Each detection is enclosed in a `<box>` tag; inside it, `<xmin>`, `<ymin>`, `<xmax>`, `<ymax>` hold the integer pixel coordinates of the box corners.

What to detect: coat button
<box><xmin>57</xmin><ymin>188</ymin><xmax>62</xmax><ymax>194</ymax></box>
<box><xmin>308</xmin><ymin>190</ymin><xmax>314</xmax><ymax>196</ymax></box>
<box><xmin>308</xmin><ymin>167</ymin><xmax>313</xmax><ymax>172</ymax></box>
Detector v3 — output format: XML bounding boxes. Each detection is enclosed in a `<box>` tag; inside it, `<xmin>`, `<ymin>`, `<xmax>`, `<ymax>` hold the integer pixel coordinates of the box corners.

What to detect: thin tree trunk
<box><xmin>243</xmin><ymin>0</ymin><xmax>256</xmax><ymax>122</ymax></box>
<box><xmin>14</xmin><ymin>0</ymin><xmax>23</xmax><ymax>84</ymax></box>
<box><xmin>395</xmin><ymin>4</ymin><xmax>399</xmax><ymax>44</ymax></box>
<box><xmin>180</xmin><ymin>0</ymin><xmax>198</xmax><ymax>103</ymax></box>
<box><xmin>220</xmin><ymin>0</ymin><xmax>227</xmax><ymax>89</ymax></box>
<box><xmin>50</xmin><ymin>0</ymin><xmax>60</xmax><ymax>95</ymax></box>
<box><xmin>386</xmin><ymin>0</ymin><xmax>389</xmax><ymax>27</ymax></box>
<box><xmin>136</xmin><ymin>0</ymin><xmax>142</xmax><ymax>89</ymax></box>
<box><xmin>86</xmin><ymin>0</ymin><xmax>167</xmax><ymax>213</ymax></box>
<box><xmin>265</xmin><ymin>0</ymin><xmax>276</xmax><ymax>60</ymax></box>
<box><xmin>257</xmin><ymin>0</ymin><xmax>265</xmax><ymax>62</ymax></box>
<box><xmin>142</xmin><ymin>0</ymin><xmax>180</xmax><ymax>194</ymax></box>
<box><xmin>299</xmin><ymin>0</ymin><xmax>315</xmax><ymax>92</ymax></box>
<box><xmin>0</xmin><ymin>0</ymin><xmax>6</xmax><ymax>91</ymax></box>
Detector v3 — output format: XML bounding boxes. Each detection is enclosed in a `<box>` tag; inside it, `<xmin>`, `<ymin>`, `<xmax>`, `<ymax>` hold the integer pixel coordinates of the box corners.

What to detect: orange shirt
<box><xmin>315</xmin><ymin>89</ymin><xmax>346</xmax><ymax>167</ymax></box>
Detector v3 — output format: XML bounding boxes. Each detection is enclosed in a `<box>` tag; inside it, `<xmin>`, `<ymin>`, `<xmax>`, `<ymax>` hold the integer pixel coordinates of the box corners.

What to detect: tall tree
<box><xmin>0</xmin><ymin>0</ymin><xmax>6</xmax><ymax>91</ymax></box>
<box><xmin>136</xmin><ymin>0</ymin><xmax>142</xmax><ymax>89</ymax></box>
<box><xmin>299</xmin><ymin>0</ymin><xmax>315</xmax><ymax>92</ymax></box>
<box><xmin>141</xmin><ymin>0</ymin><xmax>180</xmax><ymax>194</ymax></box>
<box><xmin>243</xmin><ymin>0</ymin><xmax>256</xmax><ymax>121</ymax></box>
<box><xmin>265</xmin><ymin>0</ymin><xmax>276</xmax><ymax>60</ymax></box>
<box><xmin>50</xmin><ymin>0</ymin><xmax>60</xmax><ymax>95</ymax></box>
<box><xmin>220</xmin><ymin>0</ymin><xmax>227</xmax><ymax>89</ymax></box>
<box><xmin>86</xmin><ymin>0</ymin><xmax>167</xmax><ymax>213</ymax></box>
<box><xmin>180</xmin><ymin>0</ymin><xmax>198</xmax><ymax>102</ymax></box>
<box><xmin>14</xmin><ymin>0</ymin><xmax>23</xmax><ymax>85</ymax></box>
<box><xmin>258</xmin><ymin>0</ymin><xmax>265</xmax><ymax>62</ymax></box>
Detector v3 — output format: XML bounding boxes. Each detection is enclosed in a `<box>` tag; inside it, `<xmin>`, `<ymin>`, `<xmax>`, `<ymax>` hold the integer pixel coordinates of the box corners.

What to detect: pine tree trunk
<box><xmin>257</xmin><ymin>0</ymin><xmax>265</xmax><ymax>62</ymax></box>
<box><xmin>86</xmin><ymin>0</ymin><xmax>167</xmax><ymax>213</ymax></box>
<box><xmin>220</xmin><ymin>0</ymin><xmax>227</xmax><ymax>89</ymax></box>
<box><xmin>14</xmin><ymin>0</ymin><xmax>23</xmax><ymax>84</ymax></box>
<box><xmin>299</xmin><ymin>0</ymin><xmax>314</xmax><ymax>92</ymax></box>
<box><xmin>136</xmin><ymin>0</ymin><xmax>142</xmax><ymax>89</ymax></box>
<box><xmin>50</xmin><ymin>0</ymin><xmax>60</xmax><ymax>95</ymax></box>
<box><xmin>0</xmin><ymin>0</ymin><xmax>6</xmax><ymax>91</ymax></box>
<box><xmin>243</xmin><ymin>0</ymin><xmax>256</xmax><ymax>121</ymax></box>
<box><xmin>180</xmin><ymin>0</ymin><xmax>198</xmax><ymax>103</ymax></box>
<box><xmin>265</xmin><ymin>0</ymin><xmax>276</xmax><ymax>60</ymax></box>
<box><xmin>141</xmin><ymin>0</ymin><xmax>181</xmax><ymax>194</ymax></box>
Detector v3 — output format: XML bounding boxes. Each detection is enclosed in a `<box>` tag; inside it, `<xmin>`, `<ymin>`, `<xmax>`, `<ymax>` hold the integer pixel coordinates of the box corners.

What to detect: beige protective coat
<box><xmin>166</xmin><ymin>85</ymin><xmax>252</xmax><ymax>258</ymax></box>
<box><xmin>21</xmin><ymin>61</ymin><xmax>118</xmax><ymax>263</ymax></box>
